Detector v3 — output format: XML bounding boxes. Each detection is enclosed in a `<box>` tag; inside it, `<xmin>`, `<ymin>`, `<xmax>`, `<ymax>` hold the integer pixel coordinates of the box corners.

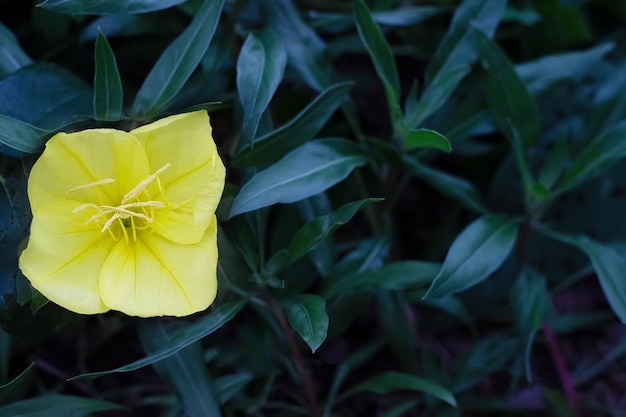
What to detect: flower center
<box><xmin>68</xmin><ymin>164</ymin><xmax>171</xmax><ymax>243</ymax></box>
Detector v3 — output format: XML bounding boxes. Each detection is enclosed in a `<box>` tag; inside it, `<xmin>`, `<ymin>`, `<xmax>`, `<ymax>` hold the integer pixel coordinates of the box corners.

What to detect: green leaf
<box><xmin>237</xmin><ymin>30</ymin><xmax>286</xmax><ymax>145</ymax></box>
<box><xmin>37</xmin><ymin>0</ymin><xmax>189</xmax><ymax>14</ymax></box>
<box><xmin>353</xmin><ymin>0</ymin><xmax>403</xmax><ymax>132</ymax></box>
<box><xmin>0</xmin><ymin>394</ymin><xmax>122</xmax><ymax>417</ymax></box>
<box><xmin>287</xmin><ymin>199</ymin><xmax>381</xmax><ymax>266</ymax></box>
<box><xmin>131</xmin><ymin>0</ymin><xmax>225</xmax><ymax>117</ymax></box>
<box><xmin>214</xmin><ymin>373</ymin><xmax>254</xmax><ymax>404</ymax></box>
<box><xmin>404</xmin><ymin>128</ymin><xmax>451</xmax><ymax>153</ymax></box>
<box><xmin>424</xmin><ymin>215</ymin><xmax>518</xmax><ymax>299</ymax></box>
<box><xmin>0</xmin><ymin>363</ymin><xmax>35</xmax><ymax>406</ymax></box>
<box><xmin>233</xmin><ymin>82</ymin><xmax>353</xmax><ymax>167</ymax></box>
<box><xmin>378</xmin><ymin>292</ymin><xmax>417</xmax><ymax>368</ymax></box>
<box><xmin>402</xmin><ymin>154</ymin><xmax>487</xmax><ymax>213</ymax></box>
<box><xmin>282</xmin><ymin>294</ymin><xmax>329</xmax><ymax>353</ymax></box>
<box><xmin>406</xmin><ymin>0</ymin><xmax>506</xmax><ymax>127</ymax></box>
<box><xmin>541</xmin><ymin>231</ymin><xmax>626</xmax><ymax>323</ymax></box>
<box><xmin>325</xmin><ymin>261</ymin><xmax>440</xmax><ymax>298</ymax></box>
<box><xmin>0</xmin><ymin>63</ymin><xmax>92</xmax><ymax>131</ymax></box>
<box><xmin>558</xmin><ymin>120</ymin><xmax>626</xmax><ymax>192</ymax></box>
<box><xmin>93</xmin><ymin>31</ymin><xmax>123</xmax><ymax>121</ymax></box>
<box><xmin>229</xmin><ymin>139</ymin><xmax>368</xmax><ymax>217</ymax></box>
<box><xmin>0</xmin><ymin>23</ymin><xmax>31</xmax><ymax>78</ymax></box>
<box><xmin>71</xmin><ymin>300</ymin><xmax>245</xmax><ymax>379</ymax></box>
<box><xmin>341</xmin><ymin>371</ymin><xmax>457</xmax><ymax>407</ymax></box>
<box><xmin>474</xmin><ymin>27</ymin><xmax>539</xmax><ymax>146</ymax></box>
<box><xmin>139</xmin><ymin>322</ymin><xmax>222</xmax><ymax>417</ymax></box>
<box><xmin>509</xmin><ymin>268</ymin><xmax>553</xmax><ymax>380</ymax></box>
<box><xmin>0</xmin><ymin>116</ymin><xmax>49</xmax><ymax>154</ymax></box>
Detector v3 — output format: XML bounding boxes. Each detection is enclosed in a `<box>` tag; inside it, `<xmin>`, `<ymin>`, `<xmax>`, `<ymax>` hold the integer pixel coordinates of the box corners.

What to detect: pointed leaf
<box><xmin>93</xmin><ymin>31</ymin><xmax>123</xmax><ymax>121</ymax></box>
<box><xmin>233</xmin><ymin>82</ymin><xmax>353</xmax><ymax>167</ymax></box>
<box><xmin>0</xmin><ymin>363</ymin><xmax>35</xmax><ymax>406</ymax></box>
<box><xmin>71</xmin><ymin>300</ymin><xmax>245</xmax><ymax>379</ymax></box>
<box><xmin>0</xmin><ymin>23</ymin><xmax>31</xmax><ymax>78</ymax></box>
<box><xmin>237</xmin><ymin>30</ymin><xmax>286</xmax><ymax>145</ymax></box>
<box><xmin>424</xmin><ymin>215</ymin><xmax>518</xmax><ymax>299</ymax></box>
<box><xmin>0</xmin><ymin>395</ymin><xmax>122</xmax><ymax>416</ymax></box>
<box><xmin>0</xmin><ymin>116</ymin><xmax>49</xmax><ymax>154</ymax></box>
<box><xmin>131</xmin><ymin>0</ymin><xmax>225</xmax><ymax>117</ymax></box>
<box><xmin>38</xmin><ymin>0</ymin><xmax>189</xmax><ymax>14</ymax></box>
<box><xmin>229</xmin><ymin>139</ymin><xmax>368</xmax><ymax>217</ymax></box>
<box><xmin>282</xmin><ymin>294</ymin><xmax>328</xmax><ymax>353</ymax></box>
<box><xmin>404</xmin><ymin>128</ymin><xmax>451</xmax><ymax>153</ymax></box>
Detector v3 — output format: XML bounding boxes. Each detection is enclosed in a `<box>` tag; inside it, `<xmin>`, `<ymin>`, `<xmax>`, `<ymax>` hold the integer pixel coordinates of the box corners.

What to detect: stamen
<box><xmin>67</xmin><ymin>178</ymin><xmax>115</xmax><ymax>194</ymax></box>
<box><xmin>122</xmin><ymin>163</ymin><xmax>171</xmax><ymax>204</ymax></box>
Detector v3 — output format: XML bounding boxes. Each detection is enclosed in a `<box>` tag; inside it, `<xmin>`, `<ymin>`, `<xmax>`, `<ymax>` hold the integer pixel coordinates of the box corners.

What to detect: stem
<box><xmin>542</xmin><ymin>324</ymin><xmax>579</xmax><ymax>416</ymax></box>
<box><xmin>263</xmin><ymin>290</ymin><xmax>321</xmax><ymax>417</ymax></box>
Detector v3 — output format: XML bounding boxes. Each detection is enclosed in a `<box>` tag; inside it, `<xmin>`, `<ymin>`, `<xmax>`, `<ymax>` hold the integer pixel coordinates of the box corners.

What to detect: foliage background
<box><xmin>1</xmin><ymin>0</ymin><xmax>626</xmax><ymax>416</ymax></box>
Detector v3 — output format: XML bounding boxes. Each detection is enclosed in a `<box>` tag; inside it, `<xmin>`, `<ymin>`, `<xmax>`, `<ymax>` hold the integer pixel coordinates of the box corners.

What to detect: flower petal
<box><xmin>18</xmin><ymin>200</ymin><xmax>115</xmax><ymax>314</ymax></box>
<box><xmin>99</xmin><ymin>216</ymin><xmax>219</xmax><ymax>317</ymax></box>
<box><xmin>131</xmin><ymin>111</ymin><xmax>225</xmax><ymax>244</ymax></box>
<box><xmin>28</xmin><ymin>129</ymin><xmax>150</xmax><ymax>213</ymax></box>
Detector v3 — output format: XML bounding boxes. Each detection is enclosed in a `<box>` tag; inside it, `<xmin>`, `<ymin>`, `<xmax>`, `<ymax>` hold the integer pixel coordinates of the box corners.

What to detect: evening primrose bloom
<box><xmin>18</xmin><ymin>111</ymin><xmax>226</xmax><ymax>317</ymax></box>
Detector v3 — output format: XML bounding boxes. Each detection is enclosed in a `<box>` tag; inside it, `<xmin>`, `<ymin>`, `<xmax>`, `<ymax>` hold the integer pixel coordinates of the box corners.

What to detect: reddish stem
<box><xmin>542</xmin><ymin>324</ymin><xmax>579</xmax><ymax>416</ymax></box>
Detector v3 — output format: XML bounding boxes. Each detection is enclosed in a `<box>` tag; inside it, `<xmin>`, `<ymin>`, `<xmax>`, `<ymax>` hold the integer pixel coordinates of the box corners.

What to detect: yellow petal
<box><xmin>131</xmin><ymin>111</ymin><xmax>225</xmax><ymax>244</ymax></box>
<box><xmin>98</xmin><ymin>216</ymin><xmax>219</xmax><ymax>317</ymax></box>
<box><xmin>18</xmin><ymin>200</ymin><xmax>114</xmax><ymax>314</ymax></box>
<box><xmin>28</xmin><ymin>129</ymin><xmax>151</xmax><ymax>213</ymax></box>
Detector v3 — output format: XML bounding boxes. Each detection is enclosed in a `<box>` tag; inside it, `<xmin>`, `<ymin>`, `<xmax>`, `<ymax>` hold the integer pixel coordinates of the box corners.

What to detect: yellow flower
<box><xmin>18</xmin><ymin>111</ymin><xmax>226</xmax><ymax>317</ymax></box>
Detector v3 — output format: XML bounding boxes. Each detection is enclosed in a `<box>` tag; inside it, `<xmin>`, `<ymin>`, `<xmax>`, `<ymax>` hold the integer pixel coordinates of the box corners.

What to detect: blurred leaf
<box><xmin>542</xmin><ymin>230</ymin><xmax>626</xmax><ymax>323</ymax></box>
<box><xmin>282</xmin><ymin>294</ymin><xmax>328</xmax><ymax>353</ymax></box>
<box><xmin>574</xmin><ymin>332</ymin><xmax>626</xmax><ymax>385</ymax></box>
<box><xmin>0</xmin><ymin>23</ymin><xmax>31</xmax><ymax>78</ymax></box>
<box><xmin>510</xmin><ymin>268</ymin><xmax>553</xmax><ymax>380</ymax></box>
<box><xmin>354</xmin><ymin>0</ymin><xmax>403</xmax><ymax>133</ymax></box>
<box><xmin>0</xmin><ymin>363</ymin><xmax>35</xmax><ymax>406</ymax></box>
<box><xmin>407</xmin><ymin>0</ymin><xmax>506</xmax><ymax>127</ymax></box>
<box><xmin>558</xmin><ymin>120</ymin><xmax>626</xmax><ymax>192</ymax></box>
<box><xmin>325</xmin><ymin>261</ymin><xmax>440</xmax><ymax>297</ymax></box>
<box><xmin>131</xmin><ymin>0</ymin><xmax>225</xmax><ymax>117</ymax></box>
<box><xmin>0</xmin><ymin>394</ymin><xmax>122</xmax><ymax>416</ymax></box>
<box><xmin>287</xmin><ymin>198</ymin><xmax>381</xmax><ymax>266</ymax></box>
<box><xmin>214</xmin><ymin>373</ymin><xmax>254</xmax><ymax>404</ymax></box>
<box><xmin>80</xmin><ymin>14</ymin><xmax>185</xmax><ymax>41</ymax></box>
<box><xmin>0</xmin><ymin>116</ymin><xmax>49</xmax><ymax>154</ymax></box>
<box><xmin>378</xmin><ymin>291</ymin><xmax>417</xmax><ymax>368</ymax></box>
<box><xmin>583</xmin><ymin>66</ymin><xmax>626</xmax><ymax>141</ymax></box>
<box><xmin>474</xmin><ymin>27</ymin><xmax>539</xmax><ymax>146</ymax></box>
<box><xmin>424</xmin><ymin>215</ymin><xmax>518</xmax><ymax>299</ymax></box>
<box><xmin>237</xmin><ymin>30</ymin><xmax>286</xmax><ymax>145</ymax></box>
<box><xmin>542</xmin><ymin>388</ymin><xmax>576</xmax><ymax>417</ymax></box>
<box><xmin>0</xmin><ymin>329</ymin><xmax>7</xmax><ymax>380</ymax></box>
<box><xmin>421</xmin><ymin>296</ymin><xmax>474</xmax><ymax>330</ymax></box>
<box><xmin>0</xmin><ymin>63</ymin><xmax>92</xmax><ymax>131</ymax></box>
<box><xmin>72</xmin><ymin>300</ymin><xmax>245</xmax><ymax>379</ymax></box>
<box><xmin>538</xmin><ymin>132</ymin><xmax>568</xmax><ymax>190</ymax></box>
<box><xmin>139</xmin><ymin>322</ymin><xmax>221</xmax><ymax>417</ymax></box>
<box><xmin>37</xmin><ymin>0</ymin><xmax>189</xmax><ymax>14</ymax></box>
<box><xmin>233</xmin><ymin>82</ymin><xmax>353</xmax><ymax>167</ymax></box>
<box><xmin>312</xmin><ymin>7</ymin><xmax>441</xmax><ymax>31</ymax></box>
<box><xmin>229</xmin><ymin>139</ymin><xmax>368</xmax><ymax>217</ymax></box>
<box><xmin>516</xmin><ymin>43</ymin><xmax>614</xmax><ymax>96</ymax></box>
<box><xmin>341</xmin><ymin>371</ymin><xmax>457</xmax><ymax>407</ymax></box>
<box><xmin>402</xmin><ymin>154</ymin><xmax>487</xmax><ymax>213</ymax></box>
<box><xmin>404</xmin><ymin>128</ymin><xmax>451</xmax><ymax>153</ymax></box>
<box><xmin>93</xmin><ymin>31</ymin><xmax>123</xmax><ymax>121</ymax></box>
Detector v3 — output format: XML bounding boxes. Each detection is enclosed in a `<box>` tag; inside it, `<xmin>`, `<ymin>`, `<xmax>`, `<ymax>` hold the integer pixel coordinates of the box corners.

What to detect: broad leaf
<box><xmin>71</xmin><ymin>300</ymin><xmax>245</xmax><ymax>379</ymax></box>
<box><xmin>404</xmin><ymin>128</ymin><xmax>451</xmax><ymax>153</ymax></box>
<box><xmin>93</xmin><ymin>31</ymin><xmax>123</xmax><ymax>121</ymax></box>
<box><xmin>38</xmin><ymin>0</ymin><xmax>189</xmax><ymax>14</ymax></box>
<box><xmin>0</xmin><ymin>363</ymin><xmax>35</xmax><ymax>406</ymax></box>
<box><xmin>282</xmin><ymin>294</ymin><xmax>329</xmax><ymax>353</ymax></box>
<box><xmin>424</xmin><ymin>215</ymin><xmax>518</xmax><ymax>299</ymax></box>
<box><xmin>229</xmin><ymin>139</ymin><xmax>368</xmax><ymax>217</ymax></box>
<box><xmin>237</xmin><ymin>30</ymin><xmax>286</xmax><ymax>145</ymax></box>
<box><xmin>0</xmin><ymin>395</ymin><xmax>122</xmax><ymax>416</ymax></box>
<box><xmin>233</xmin><ymin>82</ymin><xmax>353</xmax><ymax>167</ymax></box>
<box><xmin>131</xmin><ymin>0</ymin><xmax>225</xmax><ymax>117</ymax></box>
<box><xmin>0</xmin><ymin>116</ymin><xmax>49</xmax><ymax>154</ymax></box>
<box><xmin>0</xmin><ymin>23</ymin><xmax>31</xmax><ymax>78</ymax></box>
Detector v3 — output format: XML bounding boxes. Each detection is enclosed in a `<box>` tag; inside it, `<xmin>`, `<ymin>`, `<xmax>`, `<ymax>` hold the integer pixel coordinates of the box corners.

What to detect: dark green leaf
<box><xmin>325</xmin><ymin>261</ymin><xmax>440</xmax><ymax>298</ymax></box>
<box><xmin>404</xmin><ymin>128</ymin><xmax>451</xmax><ymax>153</ymax></box>
<box><xmin>214</xmin><ymin>373</ymin><xmax>254</xmax><ymax>404</ymax></box>
<box><xmin>342</xmin><ymin>371</ymin><xmax>457</xmax><ymax>406</ymax></box>
<box><xmin>37</xmin><ymin>0</ymin><xmax>189</xmax><ymax>14</ymax></box>
<box><xmin>93</xmin><ymin>31</ymin><xmax>123</xmax><ymax>121</ymax></box>
<box><xmin>131</xmin><ymin>0</ymin><xmax>225</xmax><ymax>117</ymax></box>
<box><xmin>0</xmin><ymin>116</ymin><xmax>49</xmax><ymax>154</ymax></box>
<box><xmin>378</xmin><ymin>292</ymin><xmax>417</xmax><ymax>368</ymax></box>
<box><xmin>139</xmin><ymin>322</ymin><xmax>221</xmax><ymax>417</ymax></box>
<box><xmin>0</xmin><ymin>394</ymin><xmax>122</xmax><ymax>417</ymax></box>
<box><xmin>0</xmin><ymin>363</ymin><xmax>35</xmax><ymax>406</ymax></box>
<box><xmin>0</xmin><ymin>23</ymin><xmax>31</xmax><ymax>78</ymax></box>
<box><xmin>237</xmin><ymin>30</ymin><xmax>286</xmax><ymax>145</ymax></box>
<box><xmin>233</xmin><ymin>82</ymin><xmax>353</xmax><ymax>167</ymax></box>
<box><xmin>282</xmin><ymin>294</ymin><xmax>328</xmax><ymax>353</ymax></box>
<box><xmin>288</xmin><ymin>199</ymin><xmax>381</xmax><ymax>265</ymax></box>
<box><xmin>424</xmin><ymin>215</ymin><xmax>518</xmax><ymax>299</ymax></box>
<box><xmin>71</xmin><ymin>300</ymin><xmax>245</xmax><ymax>379</ymax></box>
<box><xmin>229</xmin><ymin>139</ymin><xmax>368</xmax><ymax>217</ymax></box>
